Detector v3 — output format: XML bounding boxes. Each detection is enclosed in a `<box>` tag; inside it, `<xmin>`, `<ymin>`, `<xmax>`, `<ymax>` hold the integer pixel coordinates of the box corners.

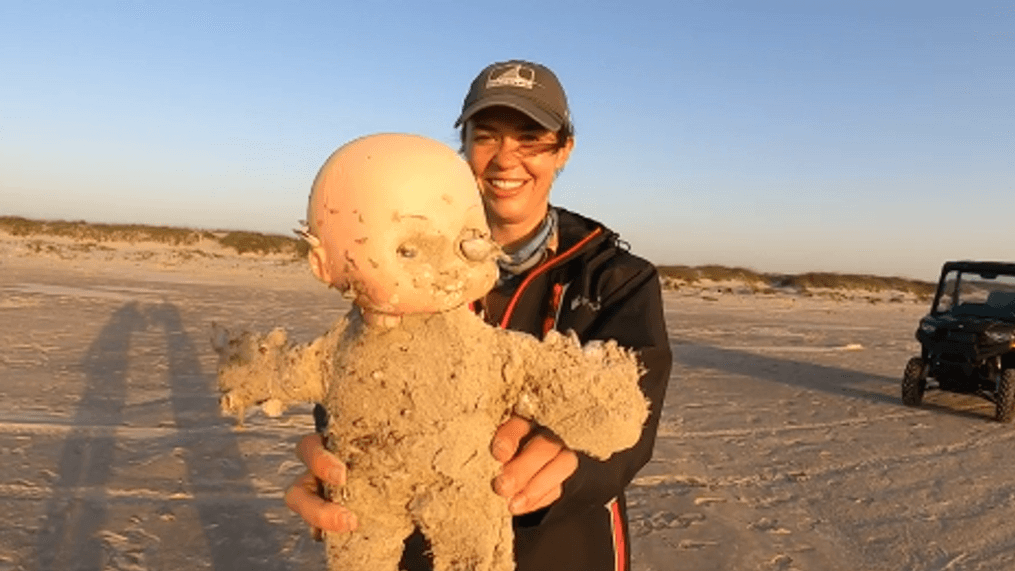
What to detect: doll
<box><xmin>214</xmin><ymin>134</ymin><xmax>648</xmax><ymax>571</ymax></box>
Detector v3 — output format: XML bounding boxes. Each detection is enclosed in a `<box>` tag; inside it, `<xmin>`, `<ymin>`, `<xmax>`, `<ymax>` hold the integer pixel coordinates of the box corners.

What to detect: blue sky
<box><xmin>1</xmin><ymin>1</ymin><xmax>1011</xmax><ymax>280</ymax></box>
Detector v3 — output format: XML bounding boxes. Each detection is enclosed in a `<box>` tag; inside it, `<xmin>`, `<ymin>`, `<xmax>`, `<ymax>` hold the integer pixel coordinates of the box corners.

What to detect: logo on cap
<box><xmin>486</xmin><ymin>63</ymin><xmax>536</xmax><ymax>90</ymax></box>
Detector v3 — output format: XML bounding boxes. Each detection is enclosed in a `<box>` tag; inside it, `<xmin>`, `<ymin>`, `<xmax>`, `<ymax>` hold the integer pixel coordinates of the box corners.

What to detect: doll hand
<box><xmin>285</xmin><ymin>433</ymin><xmax>358</xmax><ymax>537</ymax></box>
<box><xmin>490</xmin><ymin>415</ymin><xmax>578</xmax><ymax>515</ymax></box>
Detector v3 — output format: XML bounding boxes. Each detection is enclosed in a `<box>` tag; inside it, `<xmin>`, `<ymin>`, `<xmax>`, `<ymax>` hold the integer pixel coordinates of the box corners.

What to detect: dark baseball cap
<box><xmin>455</xmin><ymin>60</ymin><xmax>571</xmax><ymax>132</ymax></box>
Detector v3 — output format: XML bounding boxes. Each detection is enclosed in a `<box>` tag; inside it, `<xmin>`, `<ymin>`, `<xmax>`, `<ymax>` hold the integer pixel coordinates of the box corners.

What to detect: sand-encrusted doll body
<box><xmin>213</xmin><ymin>134</ymin><xmax>647</xmax><ymax>571</ymax></box>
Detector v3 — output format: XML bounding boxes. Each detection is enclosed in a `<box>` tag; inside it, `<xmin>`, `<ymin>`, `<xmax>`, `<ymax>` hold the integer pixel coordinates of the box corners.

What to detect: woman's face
<box><xmin>463</xmin><ymin>107</ymin><xmax>573</xmax><ymax>244</ymax></box>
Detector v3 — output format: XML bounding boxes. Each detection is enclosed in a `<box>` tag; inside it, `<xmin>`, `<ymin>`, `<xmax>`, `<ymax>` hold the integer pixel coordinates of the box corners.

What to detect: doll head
<box><xmin>304</xmin><ymin>133</ymin><xmax>500</xmax><ymax>317</ymax></box>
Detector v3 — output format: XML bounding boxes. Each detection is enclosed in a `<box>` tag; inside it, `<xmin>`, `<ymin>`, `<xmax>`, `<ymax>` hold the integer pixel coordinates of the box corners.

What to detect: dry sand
<box><xmin>2</xmin><ymin>232</ymin><xmax>1012</xmax><ymax>571</ymax></box>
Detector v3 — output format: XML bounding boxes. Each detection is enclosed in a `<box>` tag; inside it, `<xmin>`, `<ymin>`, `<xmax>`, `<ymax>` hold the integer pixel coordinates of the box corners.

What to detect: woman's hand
<box><xmin>284</xmin><ymin>433</ymin><xmax>358</xmax><ymax>537</ymax></box>
<box><xmin>490</xmin><ymin>415</ymin><xmax>579</xmax><ymax>515</ymax></box>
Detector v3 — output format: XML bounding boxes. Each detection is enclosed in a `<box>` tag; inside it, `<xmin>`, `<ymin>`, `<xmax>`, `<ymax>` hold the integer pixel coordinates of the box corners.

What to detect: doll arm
<box><xmin>211</xmin><ymin>318</ymin><xmax>347</xmax><ymax>422</ymax></box>
<box><xmin>540</xmin><ymin>260</ymin><xmax>672</xmax><ymax>525</ymax></box>
<box><xmin>505</xmin><ymin>329</ymin><xmax>648</xmax><ymax>461</ymax></box>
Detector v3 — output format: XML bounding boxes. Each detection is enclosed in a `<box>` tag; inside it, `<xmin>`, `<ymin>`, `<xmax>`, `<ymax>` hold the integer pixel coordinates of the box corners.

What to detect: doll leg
<box><xmin>324</xmin><ymin>506</ymin><xmax>414</xmax><ymax>571</ymax></box>
<box><xmin>417</xmin><ymin>485</ymin><xmax>514</xmax><ymax>571</ymax></box>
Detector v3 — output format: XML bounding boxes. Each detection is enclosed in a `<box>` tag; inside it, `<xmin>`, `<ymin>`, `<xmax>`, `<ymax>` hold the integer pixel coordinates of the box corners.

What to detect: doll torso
<box><xmin>323</xmin><ymin>309</ymin><xmax>511</xmax><ymax>498</ymax></box>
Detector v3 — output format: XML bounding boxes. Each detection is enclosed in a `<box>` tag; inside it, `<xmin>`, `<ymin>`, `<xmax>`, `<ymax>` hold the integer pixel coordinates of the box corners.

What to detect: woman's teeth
<box><xmin>490</xmin><ymin>179</ymin><xmax>524</xmax><ymax>190</ymax></box>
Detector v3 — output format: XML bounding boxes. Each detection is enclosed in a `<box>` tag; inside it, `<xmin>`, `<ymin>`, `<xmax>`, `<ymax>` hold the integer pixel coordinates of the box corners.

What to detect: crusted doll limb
<box><xmin>211</xmin><ymin>318</ymin><xmax>349</xmax><ymax>422</ymax></box>
<box><xmin>323</xmin><ymin>492</ymin><xmax>414</xmax><ymax>571</ymax></box>
<box><xmin>418</xmin><ymin>480</ymin><xmax>515</xmax><ymax>571</ymax></box>
<box><xmin>500</xmin><ymin>329</ymin><xmax>649</xmax><ymax>461</ymax></box>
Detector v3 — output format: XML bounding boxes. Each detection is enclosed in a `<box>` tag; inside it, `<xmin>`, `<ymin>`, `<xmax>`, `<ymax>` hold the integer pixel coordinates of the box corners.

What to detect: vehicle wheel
<box><xmin>995</xmin><ymin>369</ymin><xmax>1015</xmax><ymax>423</ymax></box>
<box><xmin>902</xmin><ymin>357</ymin><xmax>927</xmax><ymax>406</ymax></box>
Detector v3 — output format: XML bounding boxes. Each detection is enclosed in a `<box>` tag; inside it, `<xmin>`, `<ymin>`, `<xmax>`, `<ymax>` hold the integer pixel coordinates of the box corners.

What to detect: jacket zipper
<box><xmin>499</xmin><ymin>227</ymin><xmax>604</xmax><ymax>329</ymax></box>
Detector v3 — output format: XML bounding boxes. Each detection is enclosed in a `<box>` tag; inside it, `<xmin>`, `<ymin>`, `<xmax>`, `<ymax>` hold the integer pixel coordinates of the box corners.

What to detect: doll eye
<box><xmin>396</xmin><ymin>244</ymin><xmax>418</xmax><ymax>259</ymax></box>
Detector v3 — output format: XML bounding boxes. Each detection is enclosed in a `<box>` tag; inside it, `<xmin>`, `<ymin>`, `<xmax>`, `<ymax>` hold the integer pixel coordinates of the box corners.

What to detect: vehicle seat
<box><xmin>986</xmin><ymin>291</ymin><xmax>1015</xmax><ymax>314</ymax></box>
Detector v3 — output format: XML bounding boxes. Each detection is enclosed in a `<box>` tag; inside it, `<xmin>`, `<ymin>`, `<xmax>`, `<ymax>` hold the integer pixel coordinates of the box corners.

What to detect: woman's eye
<box><xmin>397</xmin><ymin>244</ymin><xmax>418</xmax><ymax>259</ymax></box>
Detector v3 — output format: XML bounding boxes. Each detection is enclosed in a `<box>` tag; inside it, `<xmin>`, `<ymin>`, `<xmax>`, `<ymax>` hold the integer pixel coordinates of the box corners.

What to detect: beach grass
<box><xmin>0</xmin><ymin>216</ymin><xmax>310</xmax><ymax>257</ymax></box>
<box><xmin>657</xmin><ymin>264</ymin><xmax>935</xmax><ymax>299</ymax></box>
<box><xmin>1</xmin><ymin>216</ymin><xmax>935</xmax><ymax>296</ymax></box>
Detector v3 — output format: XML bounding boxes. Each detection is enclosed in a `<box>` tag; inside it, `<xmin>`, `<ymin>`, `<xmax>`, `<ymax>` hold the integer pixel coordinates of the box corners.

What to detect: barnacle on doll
<box><xmin>212</xmin><ymin>134</ymin><xmax>648</xmax><ymax>571</ymax></box>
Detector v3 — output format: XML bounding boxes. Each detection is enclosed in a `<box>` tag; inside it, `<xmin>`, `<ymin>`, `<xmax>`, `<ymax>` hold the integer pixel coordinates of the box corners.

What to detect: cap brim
<box><xmin>454</xmin><ymin>93</ymin><xmax>563</xmax><ymax>131</ymax></box>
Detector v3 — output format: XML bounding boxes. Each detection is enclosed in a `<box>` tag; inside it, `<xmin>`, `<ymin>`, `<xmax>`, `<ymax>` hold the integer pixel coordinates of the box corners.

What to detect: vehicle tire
<box><xmin>995</xmin><ymin>369</ymin><xmax>1015</xmax><ymax>423</ymax></box>
<box><xmin>902</xmin><ymin>357</ymin><xmax>927</xmax><ymax>406</ymax></box>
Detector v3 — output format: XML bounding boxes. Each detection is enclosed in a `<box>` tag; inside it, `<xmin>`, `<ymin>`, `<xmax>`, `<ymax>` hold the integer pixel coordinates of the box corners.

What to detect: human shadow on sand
<box><xmin>37</xmin><ymin>301</ymin><xmax>294</xmax><ymax>571</ymax></box>
<box><xmin>671</xmin><ymin>339</ymin><xmax>991</xmax><ymax>422</ymax></box>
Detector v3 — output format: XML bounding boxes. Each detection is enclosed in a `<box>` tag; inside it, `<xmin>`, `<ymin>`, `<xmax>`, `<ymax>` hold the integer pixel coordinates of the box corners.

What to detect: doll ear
<box><xmin>295</xmin><ymin>223</ymin><xmax>332</xmax><ymax>284</ymax></box>
<box><xmin>307</xmin><ymin>245</ymin><xmax>332</xmax><ymax>284</ymax></box>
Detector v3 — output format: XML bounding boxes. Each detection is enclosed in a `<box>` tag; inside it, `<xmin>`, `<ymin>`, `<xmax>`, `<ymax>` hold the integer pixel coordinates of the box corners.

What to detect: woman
<box><xmin>287</xmin><ymin>60</ymin><xmax>672</xmax><ymax>571</ymax></box>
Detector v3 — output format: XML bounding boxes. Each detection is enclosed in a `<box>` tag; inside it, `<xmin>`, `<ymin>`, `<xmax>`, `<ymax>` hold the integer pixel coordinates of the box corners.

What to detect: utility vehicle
<box><xmin>902</xmin><ymin>261</ymin><xmax>1015</xmax><ymax>422</ymax></box>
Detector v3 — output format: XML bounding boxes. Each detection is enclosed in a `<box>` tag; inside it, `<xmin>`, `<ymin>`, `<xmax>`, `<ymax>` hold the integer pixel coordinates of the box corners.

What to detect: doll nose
<box><xmin>460</xmin><ymin>236</ymin><xmax>496</xmax><ymax>261</ymax></box>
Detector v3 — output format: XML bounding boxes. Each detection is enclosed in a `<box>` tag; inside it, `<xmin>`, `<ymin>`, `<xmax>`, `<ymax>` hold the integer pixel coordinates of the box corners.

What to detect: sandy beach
<box><xmin>3</xmin><ymin>231</ymin><xmax>1012</xmax><ymax>571</ymax></box>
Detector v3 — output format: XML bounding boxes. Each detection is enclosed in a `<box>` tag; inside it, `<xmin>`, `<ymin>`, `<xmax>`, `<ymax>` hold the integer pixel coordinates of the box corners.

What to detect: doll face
<box><xmin>307</xmin><ymin>134</ymin><xmax>500</xmax><ymax>315</ymax></box>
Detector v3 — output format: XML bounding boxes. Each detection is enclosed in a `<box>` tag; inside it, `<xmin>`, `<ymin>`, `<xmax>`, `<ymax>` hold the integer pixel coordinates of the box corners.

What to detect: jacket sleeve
<box><xmin>539</xmin><ymin>257</ymin><xmax>672</xmax><ymax>524</ymax></box>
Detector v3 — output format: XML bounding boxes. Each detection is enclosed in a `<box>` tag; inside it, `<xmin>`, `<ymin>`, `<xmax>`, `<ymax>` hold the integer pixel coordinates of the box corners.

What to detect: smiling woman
<box><xmin>454</xmin><ymin>61</ymin><xmax>575</xmax><ymax>252</ymax></box>
<box><xmin>462</xmin><ymin>107</ymin><xmax>573</xmax><ymax>251</ymax></box>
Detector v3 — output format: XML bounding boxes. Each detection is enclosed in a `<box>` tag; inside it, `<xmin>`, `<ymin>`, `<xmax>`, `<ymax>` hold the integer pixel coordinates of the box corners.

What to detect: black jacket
<box><xmin>489</xmin><ymin>207</ymin><xmax>672</xmax><ymax>571</ymax></box>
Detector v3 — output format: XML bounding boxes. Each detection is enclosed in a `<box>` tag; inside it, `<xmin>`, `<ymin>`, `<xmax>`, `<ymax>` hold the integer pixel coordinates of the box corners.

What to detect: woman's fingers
<box><xmin>508</xmin><ymin>446</ymin><xmax>578</xmax><ymax>514</ymax></box>
<box><xmin>296</xmin><ymin>433</ymin><xmax>346</xmax><ymax>486</ymax></box>
<box><xmin>287</xmin><ymin>433</ymin><xmax>357</xmax><ymax>534</ymax></box>
<box><xmin>490</xmin><ymin>415</ymin><xmax>534</xmax><ymax>463</ymax></box>
<box><xmin>492</xmin><ymin>425</ymin><xmax>579</xmax><ymax>515</ymax></box>
<box><xmin>283</xmin><ymin>470</ymin><xmax>358</xmax><ymax>533</ymax></box>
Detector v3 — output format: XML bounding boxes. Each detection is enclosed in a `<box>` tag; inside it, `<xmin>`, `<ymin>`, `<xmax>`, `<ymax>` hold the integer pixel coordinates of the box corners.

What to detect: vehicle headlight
<box><xmin>984</xmin><ymin>330</ymin><xmax>1013</xmax><ymax>345</ymax></box>
<box><xmin>920</xmin><ymin>323</ymin><xmax>937</xmax><ymax>335</ymax></box>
